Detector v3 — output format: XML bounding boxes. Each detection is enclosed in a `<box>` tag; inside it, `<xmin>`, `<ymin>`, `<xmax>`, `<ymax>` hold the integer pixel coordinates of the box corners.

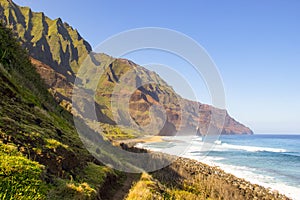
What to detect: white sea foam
<box><xmin>163</xmin><ymin>137</ymin><xmax>288</xmax><ymax>153</ymax></box>
<box><xmin>135</xmin><ymin>139</ymin><xmax>299</xmax><ymax>200</ymax></box>
<box><xmin>185</xmin><ymin>149</ymin><xmax>300</xmax><ymax>200</ymax></box>
<box><xmin>219</xmin><ymin>143</ymin><xmax>287</xmax><ymax>153</ymax></box>
<box><xmin>214</xmin><ymin>140</ymin><xmax>222</xmax><ymax>145</ymax></box>
<box><xmin>198</xmin><ymin>157</ymin><xmax>300</xmax><ymax>200</ymax></box>
<box><xmin>173</xmin><ymin>139</ymin><xmax>288</xmax><ymax>153</ymax></box>
<box><xmin>134</xmin><ymin>143</ymin><xmax>145</xmax><ymax>149</ymax></box>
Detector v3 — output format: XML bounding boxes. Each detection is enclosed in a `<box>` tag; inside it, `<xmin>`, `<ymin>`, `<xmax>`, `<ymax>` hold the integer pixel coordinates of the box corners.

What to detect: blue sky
<box><xmin>14</xmin><ymin>0</ymin><xmax>300</xmax><ymax>133</ymax></box>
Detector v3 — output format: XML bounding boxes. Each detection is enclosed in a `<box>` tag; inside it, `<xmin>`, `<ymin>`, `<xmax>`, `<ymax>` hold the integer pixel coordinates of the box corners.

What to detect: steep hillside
<box><xmin>78</xmin><ymin>57</ymin><xmax>252</xmax><ymax>136</ymax></box>
<box><xmin>97</xmin><ymin>58</ymin><xmax>252</xmax><ymax>136</ymax></box>
<box><xmin>0</xmin><ymin>0</ymin><xmax>91</xmax><ymax>81</ymax></box>
<box><xmin>0</xmin><ymin>22</ymin><xmax>122</xmax><ymax>199</ymax></box>
<box><xmin>0</xmin><ymin>0</ymin><xmax>253</xmax><ymax>136</ymax></box>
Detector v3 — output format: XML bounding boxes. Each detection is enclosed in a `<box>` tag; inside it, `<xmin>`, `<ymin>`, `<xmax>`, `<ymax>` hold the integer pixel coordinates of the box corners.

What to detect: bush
<box><xmin>46</xmin><ymin>179</ymin><xmax>96</xmax><ymax>200</ymax></box>
<box><xmin>0</xmin><ymin>142</ymin><xmax>46</xmax><ymax>199</ymax></box>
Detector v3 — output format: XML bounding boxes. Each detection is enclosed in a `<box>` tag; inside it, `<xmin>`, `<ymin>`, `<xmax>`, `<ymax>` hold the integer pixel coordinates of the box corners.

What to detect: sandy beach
<box><xmin>112</xmin><ymin>135</ymin><xmax>164</xmax><ymax>146</ymax></box>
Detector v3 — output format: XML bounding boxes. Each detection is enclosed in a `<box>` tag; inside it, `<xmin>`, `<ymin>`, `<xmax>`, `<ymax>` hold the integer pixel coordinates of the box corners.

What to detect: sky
<box><xmin>14</xmin><ymin>0</ymin><xmax>300</xmax><ymax>133</ymax></box>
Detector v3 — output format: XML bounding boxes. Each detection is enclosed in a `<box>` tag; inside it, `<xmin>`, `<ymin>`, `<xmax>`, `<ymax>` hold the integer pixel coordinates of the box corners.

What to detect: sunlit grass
<box><xmin>0</xmin><ymin>142</ymin><xmax>47</xmax><ymax>200</ymax></box>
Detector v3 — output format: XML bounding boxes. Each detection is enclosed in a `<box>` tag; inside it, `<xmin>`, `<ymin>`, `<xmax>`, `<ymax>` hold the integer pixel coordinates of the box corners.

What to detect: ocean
<box><xmin>135</xmin><ymin>134</ymin><xmax>300</xmax><ymax>200</ymax></box>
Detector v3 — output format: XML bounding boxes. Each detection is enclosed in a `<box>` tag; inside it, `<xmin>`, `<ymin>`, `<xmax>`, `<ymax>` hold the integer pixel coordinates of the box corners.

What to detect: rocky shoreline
<box><xmin>159</xmin><ymin>157</ymin><xmax>291</xmax><ymax>200</ymax></box>
<box><xmin>117</xmin><ymin>141</ymin><xmax>291</xmax><ymax>200</ymax></box>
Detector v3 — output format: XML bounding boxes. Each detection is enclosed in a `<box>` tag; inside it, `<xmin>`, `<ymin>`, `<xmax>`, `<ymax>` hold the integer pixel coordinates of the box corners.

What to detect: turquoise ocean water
<box><xmin>136</xmin><ymin>134</ymin><xmax>300</xmax><ymax>199</ymax></box>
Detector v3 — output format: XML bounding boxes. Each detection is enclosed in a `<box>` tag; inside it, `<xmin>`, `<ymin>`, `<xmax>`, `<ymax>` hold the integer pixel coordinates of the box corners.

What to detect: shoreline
<box><xmin>198</xmin><ymin>157</ymin><xmax>298</xmax><ymax>200</ymax></box>
<box><xmin>112</xmin><ymin>135</ymin><xmax>165</xmax><ymax>147</ymax></box>
<box><xmin>114</xmin><ymin>136</ymin><xmax>292</xmax><ymax>200</ymax></box>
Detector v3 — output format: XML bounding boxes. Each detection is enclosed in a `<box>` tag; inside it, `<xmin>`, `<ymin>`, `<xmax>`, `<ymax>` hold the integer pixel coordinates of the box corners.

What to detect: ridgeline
<box><xmin>0</xmin><ymin>0</ymin><xmax>253</xmax><ymax>138</ymax></box>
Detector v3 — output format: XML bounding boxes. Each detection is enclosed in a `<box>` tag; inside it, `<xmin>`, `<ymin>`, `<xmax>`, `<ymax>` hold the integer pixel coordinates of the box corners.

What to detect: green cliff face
<box><xmin>0</xmin><ymin>0</ymin><xmax>253</xmax><ymax>137</ymax></box>
<box><xmin>0</xmin><ymin>0</ymin><xmax>91</xmax><ymax>81</ymax></box>
<box><xmin>0</xmin><ymin>22</ymin><xmax>121</xmax><ymax>199</ymax></box>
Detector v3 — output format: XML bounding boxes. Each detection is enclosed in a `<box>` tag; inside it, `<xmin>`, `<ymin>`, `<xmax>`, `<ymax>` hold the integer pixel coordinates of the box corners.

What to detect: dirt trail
<box><xmin>111</xmin><ymin>173</ymin><xmax>140</xmax><ymax>200</ymax></box>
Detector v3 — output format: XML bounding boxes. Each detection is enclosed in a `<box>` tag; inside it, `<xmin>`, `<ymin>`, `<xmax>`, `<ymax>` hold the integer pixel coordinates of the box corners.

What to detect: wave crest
<box><xmin>220</xmin><ymin>143</ymin><xmax>287</xmax><ymax>153</ymax></box>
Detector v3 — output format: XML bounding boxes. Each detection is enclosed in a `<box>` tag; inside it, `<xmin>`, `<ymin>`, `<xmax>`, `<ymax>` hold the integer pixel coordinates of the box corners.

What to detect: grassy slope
<box><xmin>126</xmin><ymin>173</ymin><xmax>202</xmax><ymax>200</ymax></box>
<box><xmin>0</xmin><ymin>23</ymin><xmax>122</xmax><ymax>199</ymax></box>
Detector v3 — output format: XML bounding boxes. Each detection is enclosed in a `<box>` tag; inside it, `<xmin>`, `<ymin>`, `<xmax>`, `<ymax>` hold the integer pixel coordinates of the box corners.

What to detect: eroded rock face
<box><xmin>0</xmin><ymin>0</ymin><xmax>91</xmax><ymax>82</ymax></box>
<box><xmin>81</xmin><ymin>57</ymin><xmax>253</xmax><ymax>136</ymax></box>
<box><xmin>1</xmin><ymin>0</ymin><xmax>253</xmax><ymax>135</ymax></box>
<box><xmin>30</xmin><ymin>58</ymin><xmax>71</xmax><ymax>90</ymax></box>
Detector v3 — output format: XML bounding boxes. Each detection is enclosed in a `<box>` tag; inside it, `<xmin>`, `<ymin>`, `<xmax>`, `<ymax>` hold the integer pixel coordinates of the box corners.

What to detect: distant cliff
<box><xmin>0</xmin><ymin>0</ymin><xmax>253</xmax><ymax>136</ymax></box>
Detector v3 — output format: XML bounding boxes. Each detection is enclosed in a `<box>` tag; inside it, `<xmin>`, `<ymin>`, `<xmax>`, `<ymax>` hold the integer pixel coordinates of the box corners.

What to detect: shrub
<box><xmin>46</xmin><ymin>179</ymin><xmax>96</xmax><ymax>200</ymax></box>
<box><xmin>0</xmin><ymin>142</ymin><xmax>46</xmax><ymax>199</ymax></box>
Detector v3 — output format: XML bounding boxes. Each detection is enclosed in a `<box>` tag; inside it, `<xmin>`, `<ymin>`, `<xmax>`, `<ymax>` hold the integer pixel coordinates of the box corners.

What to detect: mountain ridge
<box><xmin>0</xmin><ymin>0</ymin><xmax>91</xmax><ymax>81</ymax></box>
<box><xmin>0</xmin><ymin>0</ymin><xmax>253</xmax><ymax>136</ymax></box>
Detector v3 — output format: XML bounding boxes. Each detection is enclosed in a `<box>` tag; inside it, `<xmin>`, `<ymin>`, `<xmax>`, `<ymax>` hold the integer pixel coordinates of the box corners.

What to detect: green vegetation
<box><xmin>0</xmin><ymin>141</ymin><xmax>46</xmax><ymax>200</ymax></box>
<box><xmin>80</xmin><ymin>162</ymin><xmax>112</xmax><ymax>188</ymax></box>
<box><xmin>0</xmin><ymin>22</ymin><xmax>123</xmax><ymax>199</ymax></box>
<box><xmin>47</xmin><ymin>179</ymin><xmax>97</xmax><ymax>200</ymax></box>
<box><xmin>45</xmin><ymin>138</ymin><xmax>69</xmax><ymax>150</ymax></box>
<box><xmin>126</xmin><ymin>173</ymin><xmax>200</xmax><ymax>200</ymax></box>
<box><xmin>100</xmin><ymin>123</ymin><xmax>138</xmax><ymax>140</ymax></box>
<box><xmin>0</xmin><ymin>0</ymin><xmax>91</xmax><ymax>73</ymax></box>
<box><xmin>46</xmin><ymin>163</ymin><xmax>120</xmax><ymax>200</ymax></box>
